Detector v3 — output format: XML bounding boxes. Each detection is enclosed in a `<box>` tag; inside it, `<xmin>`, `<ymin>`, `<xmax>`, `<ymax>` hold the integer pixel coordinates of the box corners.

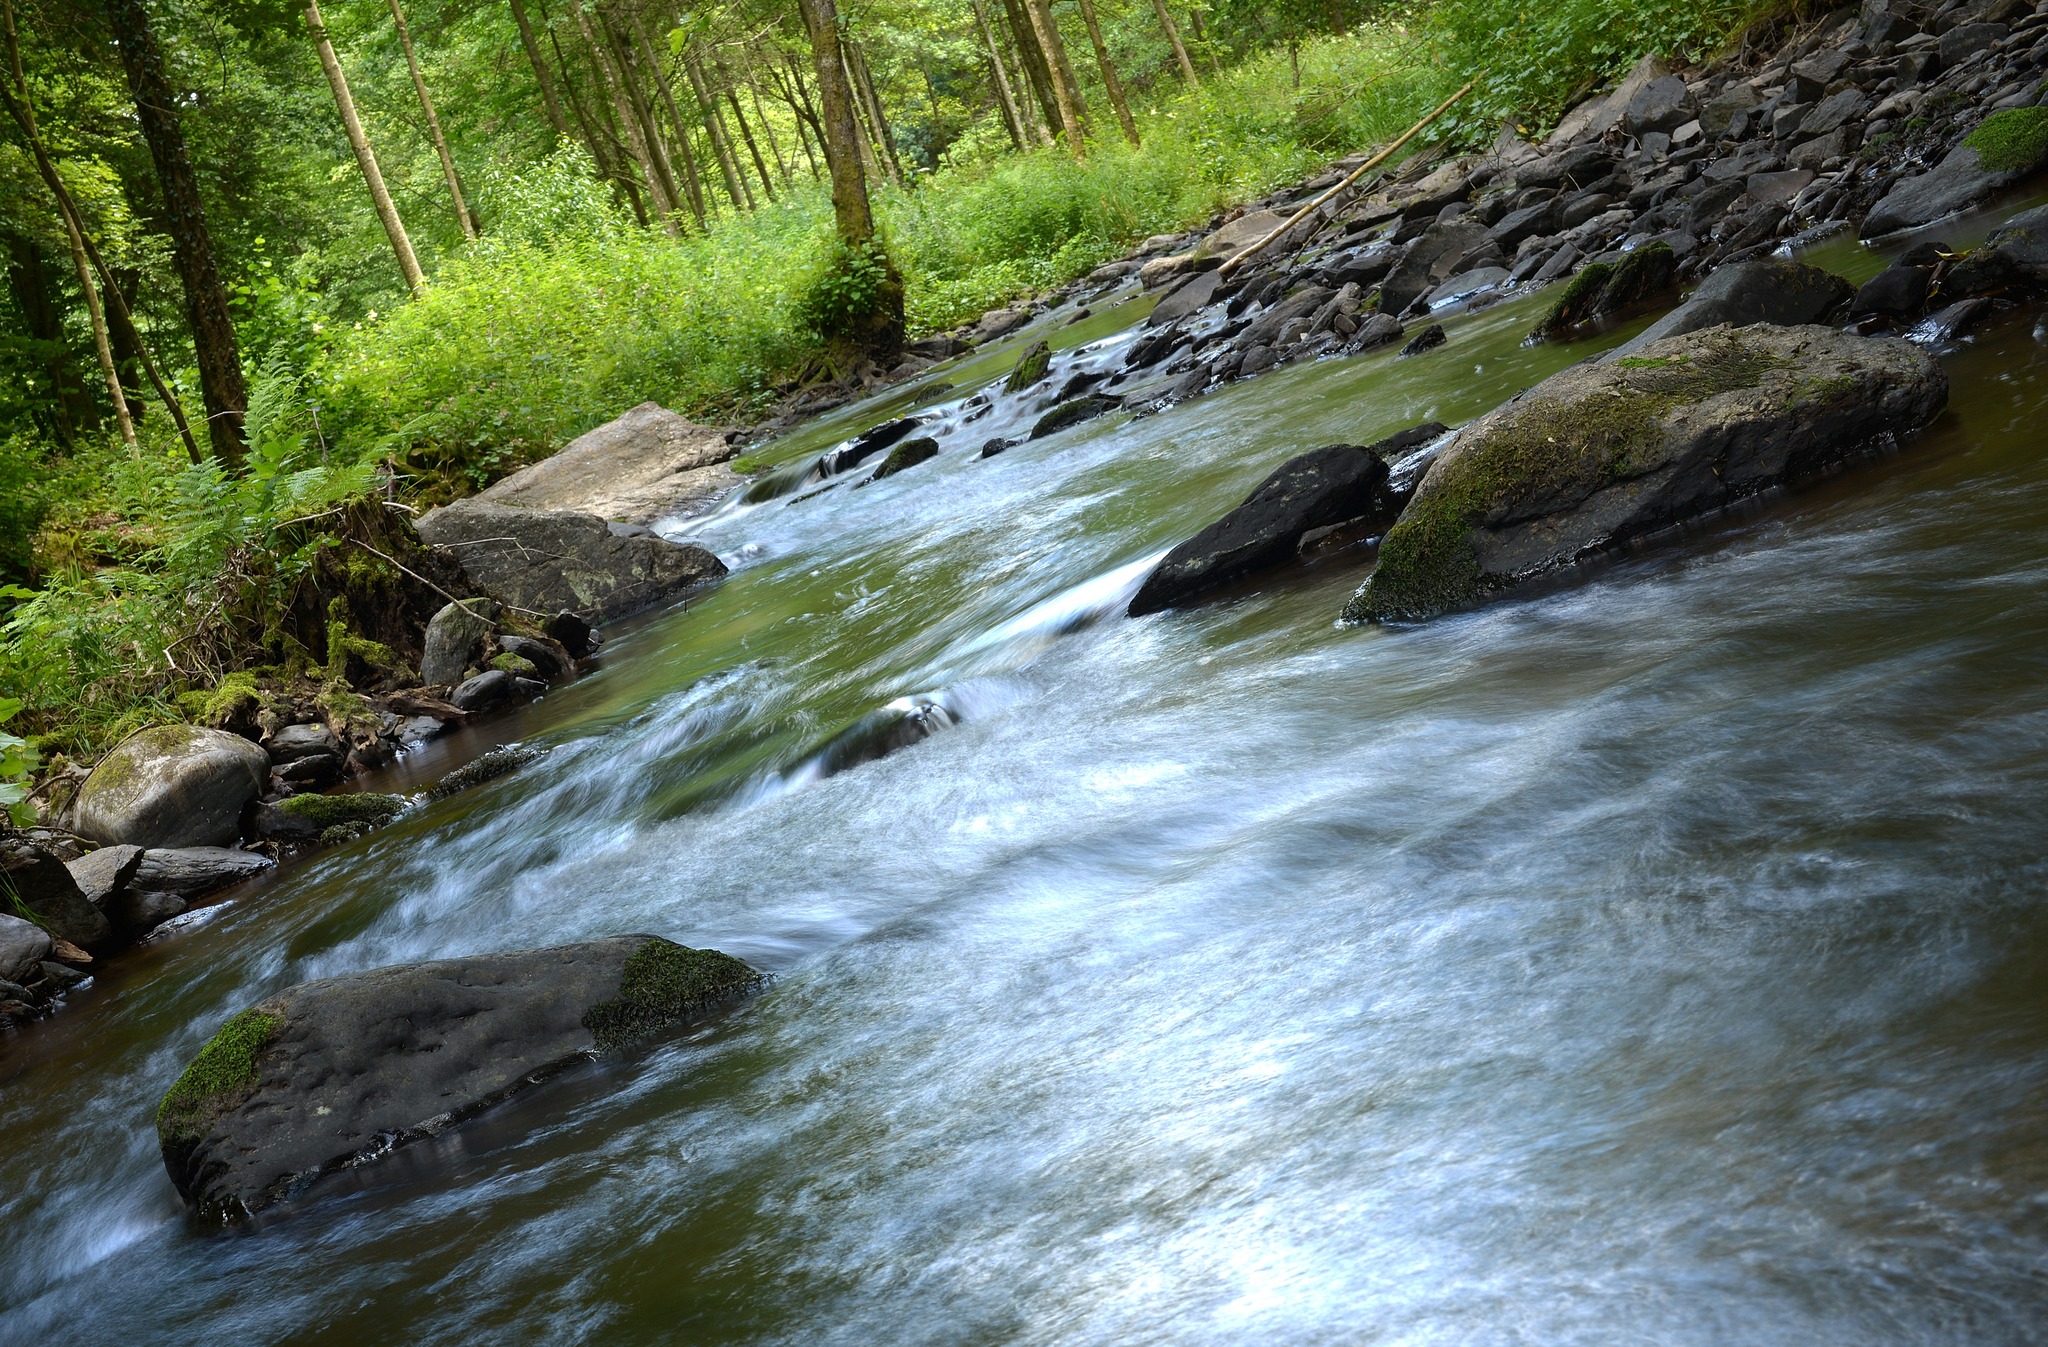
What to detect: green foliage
<box><xmin>156</xmin><ymin>1007</ymin><xmax>280</xmax><ymax>1147</ymax></box>
<box><xmin>0</xmin><ymin>697</ymin><xmax>39</xmax><ymax>827</ymax></box>
<box><xmin>794</xmin><ymin>236</ymin><xmax>899</xmax><ymax>344</ymax></box>
<box><xmin>0</xmin><ymin>436</ymin><xmax>51</xmax><ymax>585</ymax></box>
<box><xmin>1965</xmin><ymin>107</ymin><xmax>2048</xmax><ymax>172</ymax></box>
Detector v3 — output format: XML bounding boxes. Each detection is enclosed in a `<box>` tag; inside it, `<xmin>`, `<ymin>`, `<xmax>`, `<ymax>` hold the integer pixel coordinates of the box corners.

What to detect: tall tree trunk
<box><xmin>105</xmin><ymin>0</ymin><xmax>247</xmax><ymax>463</ymax></box>
<box><xmin>507</xmin><ymin>0</ymin><xmax>570</xmax><ymax>136</ymax></box>
<box><xmin>1149</xmin><ymin>0</ymin><xmax>1197</xmax><ymax>86</ymax></box>
<box><xmin>569</xmin><ymin>0</ymin><xmax>673</xmax><ymax>224</ymax></box>
<box><xmin>388</xmin><ymin>0</ymin><xmax>476</xmax><ymax>237</ymax></box>
<box><xmin>847</xmin><ymin>40</ymin><xmax>903</xmax><ymax>186</ymax></box>
<box><xmin>632</xmin><ymin>16</ymin><xmax>705</xmax><ymax>227</ymax></box>
<box><xmin>600</xmin><ymin>8</ymin><xmax>683</xmax><ymax>232</ymax></box>
<box><xmin>1074</xmin><ymin>0</ymin><xmax>1137</xmax><ymax>146</ymax></box>
<box><xmin>714</xmin><ymin>50</ymin><xmax>775</xmax><ymax>200</ymax></box>
<box><xmin>545</xmin><ymin>9</ymin><xmax>645</xmax><ymax>221</ymax></box>
<box><xmin>741</xmin><ymin>47</ymin><xmax>791</xmax><ymax>184</ymax></box>
<box><xmin>999</xmin><ymin>0</ymin><xmax>1059</xmax><ymax>135</ymax></box>
<box><xmin>684</xmin><ymin>47</ymin><xmax>748</xmax><ymax>211</ymax></box>
<box><xmin>2</xmin><ymin>0</ymin><xmax>131</xmax><ymax>445</ymax></box>
<box><xmin>4</xmin><ymin>236</ymin><xmax>84</xmax><ymax>443</ymax></box>
<box><xmin>792</xmin><ymin>0</ymin><xmax>900</xmax><ymax>353</ymax></box>
<box><xmin>1020</xmin><ymin>0</ymin><xmax>1087</xmax><ymax>155</ymax></box>
<box><xmin>305</xmin><ymin>0</ymin><xmax>428</xmax><ymax>294</ymax></box>
<box><xmin>969</xmin><ymin>0</ymin><xmax>1026</xmax><ymax>150</ymax></box>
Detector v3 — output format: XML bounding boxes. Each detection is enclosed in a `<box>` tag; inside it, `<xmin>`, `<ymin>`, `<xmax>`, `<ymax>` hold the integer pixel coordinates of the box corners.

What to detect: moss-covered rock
<box><xmin>1002</xmin><ymin>339</ymin><xmax>1053</xmax><ymax>394</ymax></box>
<box><xmin>156</xmin><ymin>1007</ymin><xmax>279</xmax><ymax>1149</ymax></box>
<box><xmin>1865</xmin><ymin>107</ymin><xmax>2048</xmax><ymax>238</ymax></box>
<box><xmin>1532</xmin><ymin>243</ymin><xmax>1675</xmax><ymax>339</ymax></box>
<box><xmin>1343</xmin><ymin>324</ymin><xmax>1947</xmax><ymax>623</ymax></box>
<box><xmin>71</xmin><ymin>724</ymin><xmax>270</xmax><ymax>850</ymax></box>
<box><xmin>278</xmin><ymin>791</ymin><xmax>406</xmax><ymax>829</ymax></box>
<box><xmin>582</xmin><ymin>939</ymin><xmax>764</xmax><ymax>1053</ymax></box>
<box><xmin>1965</xmin><ymin>106</ymin><xmax>2048</xmax><ymax>173</ymax></box>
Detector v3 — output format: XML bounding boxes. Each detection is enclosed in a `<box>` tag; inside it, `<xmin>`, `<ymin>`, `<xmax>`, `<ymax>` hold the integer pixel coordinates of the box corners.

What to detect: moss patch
<box><xmin>156</xmin><ymin>1008</ymin><xmax>279</xmax><ymax>1147</ymax></box>
<box><xmin>582</xmin><ymin>939</ymin><xmax>762</xmax><ymax>1053</ymax></box>
<box><xmin>277</xmin><ymin>791</ymin><xmax>406</xmax><ymax>829</ymax></box>
<box><xmin>420</xmin><ymin>744</ymin><xmax>544</xmax><ymax>801</ymax></box>
<box><xmin>176</xmin><ymin>672</ymin><xmax>264</xmax><ymax>729</ymax></box>
<box><xmin>1532</xmin><ymin>244</ymin><xmax>1675</xmax><ymax>340</ymax></box>
<box><xmin>491</xmin><ymin>652</ymin><xmax>538</xmax><ymax>676</ymax></box>
<box><xmin>1346</xmin><ymin>337</ymin><xmax>1792</xmax><ymax>621</ymax></box>
<box><xmin>1966</xmin><ymin>107</ymin><xmax>2048</xmax><ymax>173</ymax></box>
<box><xmin>1002</xmin><ymin>340</ymin><xmax>1052</xmax><ymax>394</ymax></box>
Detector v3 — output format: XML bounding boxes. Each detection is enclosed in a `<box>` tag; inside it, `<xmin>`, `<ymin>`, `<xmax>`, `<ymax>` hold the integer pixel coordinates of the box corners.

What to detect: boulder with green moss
<box><xmin>253</xmin><ymin>792</ymin><xmax>408</xmax><ymax>844</ymax></box>
<box><xmin>1343</xmin><ymin>324</ymin><xmax>1947</xmax><ymax>623</ymax></box>
<box><xmin>69</xmin><ymin>724</ymin><xmax>270</xmax><ymax>850</ymax></box>
<box><xmin>155</xmin><ymin>935</ymin><xmax>761</xmax><ymax>1221</ymax></box>
<box><xmin>1861</xmin><ymin>107</ymin><xmax>2048</xmax><ymax>239</ymax></box>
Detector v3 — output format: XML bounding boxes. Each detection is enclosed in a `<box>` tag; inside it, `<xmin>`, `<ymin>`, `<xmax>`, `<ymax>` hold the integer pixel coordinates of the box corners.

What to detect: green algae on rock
<box><xmin>1343</xmin><ymin>324</ymin><xmax>1947</xmax><ymax>624</ymax></box>
<box><xmin>1003</xmin><ymin>340</ymin><xmax>1053</xmax><ymax>394</ymax></box>
<box><xmin>1963</xmin><ymin>106</ymin><xmax>2048</xmax><ymax>173</ymax></box>
<box><xmin>583</xmin><ymin>939</ymin><xmax>765</xmax><ymax>1053</ymax></box>
<box><xmin>156</xmin><ymin>1007</ymin><xmax>280</xmax><ymax>1149</ymax></box>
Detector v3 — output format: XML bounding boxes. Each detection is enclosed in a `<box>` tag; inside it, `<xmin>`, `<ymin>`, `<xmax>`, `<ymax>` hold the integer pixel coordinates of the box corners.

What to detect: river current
<box><xmin>5</xmin><ymin>202</ymin><xmax>2048</xmax><ymax>1343</ymax></box>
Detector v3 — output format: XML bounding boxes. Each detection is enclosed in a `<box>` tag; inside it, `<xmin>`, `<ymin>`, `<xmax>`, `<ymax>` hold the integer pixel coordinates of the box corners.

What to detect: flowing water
<box><xmin>7</xmin><ymin>202</ymin><xmax>2048</xmax><ymax>1344</ymax></box>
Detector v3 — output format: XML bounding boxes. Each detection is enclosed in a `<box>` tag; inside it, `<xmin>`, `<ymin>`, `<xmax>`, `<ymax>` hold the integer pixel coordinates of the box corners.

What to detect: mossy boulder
<box><xmin>1029</xmin><ymin>395</ymin><xmax>1123</xmax><ymax>441</ymax></box>
<box><xmin>1002</xmin><ymin>339</ymin><xmax>1053</xmax><ymax>394</ymax></box>
<box><xmin>69</xmin><ymin>724</ymin><xmax>270</xmax><ymax>850</ymax></box>
<box><xmin>1862</xmin><ymin>107</ymin><xmax>2048</xmax><ymax>239</ymax></box>
<box><xmin>155</xmin><ymin>935</ymin><xmax>762</xmax><ymax>1221</ymax></box>
<box><xmin>868</xmin><ymin>436</ymin><xmax>940</xmax><ymax>480</ymax></box>
<box><xmin>1532</xmin><ymin>243</ymin><xmax>1676</xmax><ymax>339</ymax></box>
<box><xmin>255</xmin><ymin>791</ymin><xmax>408</xmax><ymax>844</ymax></box>
<box><xmin>1343</xmin><ymin>324</ymin><xmax>1947</xmax><ymax>623</ymax></box>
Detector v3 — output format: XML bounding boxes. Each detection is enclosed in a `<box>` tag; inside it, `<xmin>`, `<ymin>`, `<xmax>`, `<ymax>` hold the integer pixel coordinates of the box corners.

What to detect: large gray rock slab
<box><xmin>1622</xmin><ymin>75</ymin><xmax>1696</xmax><ymax>137</ymax></box>
<box><xmin>1128</xmin><ymin>426</ymin><xmax>1438</xmax><ymax>617</ymax></box>
<box><xmin>1</xmin><ymin>835</ymin><xmax>112</xmax><ymax>950</ymax></box>
<box><xmin>1616</xmin><ymin>258</ymin><xmax>1854</xmax><ymax>355</ymax></box>
<box><xmin>1861</xmin><ymin>109</ymin><xmax>2048</xmax><ymax>238</ymax></box>
<box><xmin>1145</xmin><ymin>269</ymin><xmax>1223</xmax><ymax>327</ymax></box>
<box><xmin>132</xmin><ymin>846</ymin><xmax>274</xmax><ymax>897</ymax></box>
<box><xmin>1546</xmin><ymin>54</ymin><xmax>1669</xmax><ymax>148</ymax></box>
<box><xmin>416</xmin><ymin>498</ymin><xmax>727</xmax><ymax>622</ymax></box>
<box><xmin>156</xmin><ymin>935</ymin><xmax>762</xmax><ymax>1221</ymax></box>
<box><xmin>419</xmin><ymin>599</ymin><xmax>496</xmax><ymax>688</ymax></box>
<box><xmin>65</xmin><ymin>844</ymin><xmax>144</xmax><ymax>910</ymax></box>
<box><xmin>1194</xmin><ymin>210</ymin><xmax>1290</xmax><ymax>260</ymax></box>
<box><xmin>0</xmin><ymin>912</ymin><xmax>52</xmax><ymax>983</ymax></box>
<box><xmin>476</xmin><ymin>402</ymin><xmax>740</xmax><ymax>526</ymax></box>
<box><xmin>1345</xmin><ymin>325</ymin><xmax>1948</xmax><ymax>622</ymax></box>
<box><xmin>1378</xmin><ymin>219</ymin><xmax>1495</xmax><ymax>316</ymax></box>
<box><xmin>70</xmin><ymin>724</ymin><xmax>269</xmax><ymax>850</ymax></box>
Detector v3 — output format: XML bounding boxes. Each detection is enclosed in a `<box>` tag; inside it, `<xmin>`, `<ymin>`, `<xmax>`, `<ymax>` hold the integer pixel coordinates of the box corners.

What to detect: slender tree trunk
<box><xmin>388</xmin><ymin>0</ymin><xmax>476</xmax><ymax>237</ymax></box>
<box><xmin>1075</xmin><ymin>0</ymin><xmax>1137</xmax><ymax>146</ymax></box>
<box><xmin>999</xmin><ymin>0</ymin><xmax>1060</xmax><ymax>135</ymax></box>
<box><xmin>1007</xmin><ymin>18</ymin><xmax>1049</xmax><ymax>145</ymax></box>
<box><xmin>2</xmin><ymin>0</ymin><xmax>131</xmax><ymax>445</ymax></box>
<box><xmin>780</xmin><ymin>54</ymin><xmax>824</xmax><ymax>180</ymax></box>
<box><xmin>4</xmin><ymin>238</ymin><xmax>81</xmax><ymax>442</ymax></box>
<box><xmin>1020</xmin><ymin>0</ymin><xmax>1087</xmax><ymax>155</ymax></box>
<box><xmin>106</xmin><ymin>0</ymin><xmax>247</xmax><ymax>463</ymax></box>
<box><xmin>714</xmin><ymin>50</ymin><xmax>775</xmax><ymax>200</ymax></box>
<box><xmin>1189</xmin><ymin>4</ymin><xmax>1221</xmax><ymax>75</ymax></box>
<box><xmin>508</xmin><ymin>0</ymin><xmax>570</xmax><ymax>136</ymax></box>
<box><xmin>793</xmin><ymin>0</ymin><xmax>887</xmax><ymax>266</ymax></box>
<box><xmin>838</xmin><ymin>48</ymin><xmax>883</xmax><ymax>183</ymax></box>
<box><xmin>632</xmin><ymin>16</ymin><xmax>705</xmax><ymax>227</ymax></box>
<box><xmin>969</xmin><ymin>0</ymin><xmax>1025</xmax><ymax>150</ymax></box>
<box><xmin>570</xmin><ymin>0</ymin><xmax>673</xmax><ymax>224</ymax></box>
<box><xmin>546</xmin><ymin>10</ymin><xmax>644</xmax><ymax>220</ymax></box>
<box><xmin>741</xmin><ymin>47</ymin><xmax>791</xmax><ymax>184</ymax></box>
<box><xmin>684</xmin><ymin>47</ymin><xmax>749</xmax><ymax>211</ymax></box>
<box><xmin>1150</xmin><ymin>0</ymin><xmax>1197</xmax><ymax>86</ymax></box>
<box><xmin>601</xmin><ymin>9</ymin><xmax>683</xmax><ymax>232</ymax></box>
<box><xmin>848</xmin><ymin>40</ymin><xmax>904</xmax><ymax>186</ymax></box>
<box><xmin>305</xmin><ymin>0</ymin><xmax>427</xmax><ymax>294</ymax></box>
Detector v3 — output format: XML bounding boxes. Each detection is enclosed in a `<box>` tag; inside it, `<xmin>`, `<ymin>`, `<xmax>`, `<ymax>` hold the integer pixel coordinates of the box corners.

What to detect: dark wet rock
<box><xmin>1909</xmin><ymin>296</ymin><xmax>2000</xmax><ymax>344</ymax></box>
<box><xmin>1940</xmin><ymin>21</ymin><xmax>2008</xmax><ymax>64</ymax></box>
<box><xmin>1702</xmin><ymin>83</ymin><xmax>1763</xmax><ymax>134</ymax></box>
<box><xmin>817</xmin><ymin>417</ymin><xmax>925</xmax><ymax>477</ymax></box>
<box><xmin>254</xmin><ymin>793</ymin><xmax>408</xmax><ymax>845</ymax></box>
<box><xmin>1147</xmin><ymin>270</ymin><xmax>1224</xmax><ymax>327</ymax></box>
<box><xmin>497</xmin><ymin>635</ymin><xmax>571</xmax><ymax>682</ymax></box>
<box><xmin>1239</xmin><ymin>344</ymin><xmax>1278</xmax><ymax>376</ymax></box>
<box><xmin>416</xmin><ymin>499</ymin><xmax>725</xmax><ymax>622</ymax></box>
<box><xmin>1623</xmin><ymin>75</ymin><xmax>1698</xmax><ymax>137</ymax></box>
<box><xmin>69</xmin><ymin>724</ymin><xmax>270</xmax><ymax>851</ymax></box>
<box><xmin>1424</xmin><ymin>267</ymin><xmax>1512</xmax><ymax>311</ymax></box>
<box><xmin>1003</xmin><ymin>340</ymin><xmax>1054</xmax><ymax>393</ymax></box>
<box><xmin>1344</xmin><ymin>325</ymin><xmax>1948</xmax><ymax>623</ymax></box>
<box><xmin>869</xmin><ymin>437</ymin><xmax>940</xmax><ymax>480</ymax></box>
<box><xmin>1322</xmin><ymin>244</ymin><xmax>1398</xmax><ymax>290</ymax></box>
<box><xmin>1128</xmin><ymin>440</ymin><xmax>1414</xmax><ymax>616</ymax></box>
<box><xmin>66</xmin><ymin>844</ymin><xmax>144</xmax><ymax>910</ymax></box>
<box><xmin>155</xmin><ymin>935</ymin><xmax>762</xmax><ymax>1221</ymax></box>
<box><xmin>1489</xmin><ymin>199</ymin><xmax>1563</xmax><ymax>251</ymax></box>
<box><xmin>109</xmin><ymin>888</ymin><xmax>185</xmax><ymax>935</ymax></box>
<box><xmin>1399</xmin><ymin>324</ymin><xmax>1448</xmax><ymax>356</ymax></box>
<box><xmin>452</xmin><ymin>669</ymin><xmax>516</xmax><ymax>713</ymax></box>
<box><xmin>2</xmin><ymin>836</ymin><xmax>114</xmax><ymax>950</ymax></box>
<box><xmin>266</xmin><ymin>724</ymin><xmax>341</xmax><ymax>766</ymax></box>
<box><xmin>1030</xmin><ymin>395</ymin><xmax>1123</xmax><ymax>440</ymax></box>
<box><xmin>975</xmin><ymin>307</ymin><xmax>1032</xmax><ymax>340</ymax></box>
<box><xmin>1685</xmin><ymin>179</ymin><xmax>1749</xmax><ymax>235</ymax></box>
<box><xmin>419</xmin><ymin>599</ymin><xmax>496</xmax><ymax>688</ymax></box>
<box><xmin>277</xmin><ymin>752</ymin><xmax>343</xmax><ymax>788</ymax></box>
<box><xmin>1851</xmin><ymin>263</ymin><xmax>1933</xmax><ymax>317</ymax></box>
<box><xmin>0</xmin><ymin>912</ymin><xmax>53</xmax><ymax>983</ymax></box>
<box><xmin>1799</xmin><ymin>90</ymin><xmax>1870</xmax><ymax>141</ymax></box>
<box><xmin>1862</xmin><ymin>107</ymin><xmax>2048</xmax><ymax>238</ymax></box>
<box><xmin>542</xmin><ymin>610</ymin><xmax>599</xmax><ymax>659</ymax></box>
<box><xmin>1746</xmin><ymin>169</ymin><xmax>1815</xmax><ymax>207</ymax></box>
<box><xmin>979</xmin><ymin>437</ymin><xmax>1020</xmax><ymax>458</ymax></box>
<box><xmin>1533</xmin><ymin>243</ymin><xmax>1678</xmax><ymax>339</ymax></box>
<box><xmin>1946</xmin><ymin>204</ymin><xmax>2048</xmax><ymax>293</ymax></box>
<box><xmin>1517</xmin><ymin>146</ymin><xmax>1616</xmax><ymax>193</ymax></box>
<box><xmin>420</xmin><ymin>745</ymin><xmax>545</xmax><ymax>802</ymax></box>
<box><xmin>1244</xmin><ymin>286</ymin><xmax>1335</xmax><ymax>346</ymax></box>
<box><xmin>816</xmin><ymin>699</ymin><xmax>958</xmax><ymax>776</ymax></box>
<box><xmin>1618</xmin><ymin>258</ymin><xmax>1854</xmax><ymax>354</ymax></box>
<box><xmin>133</xmin><ymin>846</ymin><xmax>274</xmax><ymax>898</ymax></box>
<box><xmin>1379</xmin><ymin>220</ymin><xmax>1494</xmax><ymax>316</ymax></box>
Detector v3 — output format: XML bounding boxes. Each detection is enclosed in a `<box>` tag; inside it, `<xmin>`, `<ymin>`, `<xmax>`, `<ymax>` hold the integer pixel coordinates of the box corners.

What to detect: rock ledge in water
<box><xmin>157</xmin><ymin>935</ymin><xmax>762</xmax><ymax>1221</ymax></box>
<box><xmin>1344</xmin><ymin>324</ymin><xmax>1947</xmax><ymax>623</ymax></box>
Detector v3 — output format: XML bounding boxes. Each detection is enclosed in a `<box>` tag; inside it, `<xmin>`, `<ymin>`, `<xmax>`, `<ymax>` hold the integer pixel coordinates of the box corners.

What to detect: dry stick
<box><xmin>1216</xmin><ymin>80</ymin><xmax>1474</xmax><ymax>282</ymax></box>
<box><xmin>345</xmin><ymin>535</ymin><xmax>549</xmax><ymax>621</ymax></box>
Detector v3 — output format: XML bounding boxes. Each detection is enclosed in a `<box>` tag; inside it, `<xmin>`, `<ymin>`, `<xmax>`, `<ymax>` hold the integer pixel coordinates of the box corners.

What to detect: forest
<box><xmin>0</xmin><ymin>0</ymin><xmax>1765</xmax><ymax>776</ymax></box>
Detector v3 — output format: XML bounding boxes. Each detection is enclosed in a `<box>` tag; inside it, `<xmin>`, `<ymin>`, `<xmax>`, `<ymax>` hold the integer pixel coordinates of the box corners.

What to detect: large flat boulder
<box><xmin>1616</xmin><ymin>258</ymin><xmax>1854</xmax><ymax>355</ymax></box>
<box><xmin>1344</xmin><ymin>325</ymin><xmax>1947</xmax><ymax>623</ymax></box>
<box><xmin>477</xmin><ymin>402</ymin><xmax>741</xmax><ymax>525</ymax></box>
<box><xmin>132</xmin><ymin>846</ymin><xmax>274</xmax><ymax>897</ymax></box>
<box><xmin>1128</xmin><ymin>426</ymin><xmax>1439</xmax><ymax>617</ymax></box>
<box><xmin>69</xmin><ymin>724</ymin><xmax>269</xmax><ymax>850</ymax></box>
<box><xmin>416</xmin><ymin>498</ymin><xmax>727</xmax><ymax>622</ymax></box>
<box><xmin>1861</xmin><ymin>108</ymin><xmax>2048</xmax><ymax>239</ymax></box>
<box><xmin>156</xmin><ymin>935</ymin><xmax>762</xmax><ymax>1221</ymax></box>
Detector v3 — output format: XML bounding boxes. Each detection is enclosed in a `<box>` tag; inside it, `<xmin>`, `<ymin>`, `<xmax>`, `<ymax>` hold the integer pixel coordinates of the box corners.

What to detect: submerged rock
<box><xmin>416</xmin><ymin>499</ymin><xmax>726</xmax><ymax>622</ymax></box>
<box><xmin>1029</xmin><ymin>395</ymin><xmax>1123</xmax><ymax>440</ymax></box>
<box><xmin>868</xmin><ymin>437</ymin><xmax>940</xmax><ymax>480</ymax></box>
<box><xmin>1003</xmin><ymin>340</ymin><xmax>1053</xmax><ymax>394</ymax></box>
<box><xmin>1344</xmin><ymin>325</ymin><xmax>1947</xmax><ymax>623</ymax></box>
<box><xmin>1128</xmin><ymin>435</ymin><xmax>1420</xmax><ymax>617</ymax></box>
<box><xmin>69</xmin><ymin>724</ymin><xmax>270</xmax><ymax>850</ymax></box>
<box><xmin>155</xmin><ymin>936</ymin><xmax>762</xmax><ymax>1221</ymax></box>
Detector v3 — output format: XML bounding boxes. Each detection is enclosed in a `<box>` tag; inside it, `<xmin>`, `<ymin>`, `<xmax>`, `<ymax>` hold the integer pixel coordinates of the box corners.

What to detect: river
<box><xmin>4</xmin><ymin>202</ymin><xmax>2048</xmax><ymax>1344</ymax></box>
